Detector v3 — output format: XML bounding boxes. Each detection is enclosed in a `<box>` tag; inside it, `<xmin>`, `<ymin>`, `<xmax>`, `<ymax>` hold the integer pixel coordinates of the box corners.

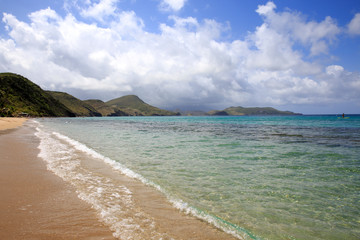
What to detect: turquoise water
<box><xmin>36</xmin><ymin>115</ymin><xmax>360</xmax><ymax>239</ymax></box>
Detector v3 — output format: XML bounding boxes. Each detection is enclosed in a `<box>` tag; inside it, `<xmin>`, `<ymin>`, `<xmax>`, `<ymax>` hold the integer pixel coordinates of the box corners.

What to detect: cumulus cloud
<box><xmin>80</xmin><ymin>0</ymin><xmax>120</xmax><ymax>22</ymax></box>
<box><xmin>256</xmin><ymin>1</ymin><xmax>340</xmax><ymax>56</ymax></box>
<box><xmin>0</xmin><ymin>1</ymin><xmax>359</xmax><ymax>112</ymax></box>
<box><xmin>348</xmin><ymin>13</ymin><xmax>360</xmax><ymax>35</ymax></box>
<box><xmin>326</xmin><ymin>65</ymin><xmax>344</xmax><ymax>77</ymax></box>
<box><xmin>256</xmin><ymin>1</ymin><xmax>276</xmax><ymax>15</ymax></box>
<box><xmin>324</xmin><ymin>65</ymin><xmax>360</xmax><ymax>102</ymax></box>
<box><xmin>159</xmin><ymin>0</ymin><xmax>187</xmax><ymax>12</ymax></box>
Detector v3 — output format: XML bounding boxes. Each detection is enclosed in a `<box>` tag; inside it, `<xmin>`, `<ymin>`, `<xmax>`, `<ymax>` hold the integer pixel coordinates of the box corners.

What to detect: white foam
<box><xmin>35</xmin><ymin>126</ymin><xmax>169</xmax><ymax>240</ymax></box>
<box><xmin>167</xmin><ymin>197</ymin><xmax>244</xmax><ymax>239</ymax></box>
<box><xmin>35</xmin><ymin>124</ymin><xmax>247</xmax><ymax>240</ymax></box>
<box><xmin>53</xmin><ymin>132</ymin><xmax>139</xmax><ymax>175</ymax></box>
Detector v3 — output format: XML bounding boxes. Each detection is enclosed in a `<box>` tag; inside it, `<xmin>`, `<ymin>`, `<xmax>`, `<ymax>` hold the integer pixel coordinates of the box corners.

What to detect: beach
<box><xmin>0</xmin><ymin>118</ymin><xmax>239</xmax><ymax>240</ymax></box>
<box><xmin>0</xmin><ymin>117</ymin><xmax>27</xmax><ymax>131</ymax></box>
<box><xmin>0</xmin><ymin>118</ymin><xmax>116</xmax><ymax>239</ymax></box>
<box><xmin>2</xmin><ymin>116</ymin><xmax>358</xmax><ymax>239</ymax></box>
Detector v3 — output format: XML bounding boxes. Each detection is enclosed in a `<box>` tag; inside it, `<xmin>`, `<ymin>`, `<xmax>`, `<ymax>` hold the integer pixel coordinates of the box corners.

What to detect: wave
<box><xmin>33</xmin><ymin>121</ymin><xmax>258</xmax><ymax>240</ymax></box>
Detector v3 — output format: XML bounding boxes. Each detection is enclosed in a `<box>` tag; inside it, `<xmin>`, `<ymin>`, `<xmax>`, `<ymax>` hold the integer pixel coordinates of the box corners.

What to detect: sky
<box><xmin>0</xmin><ymin>0</ymin><xmax>359</xmax><ymax>114</ymax></box>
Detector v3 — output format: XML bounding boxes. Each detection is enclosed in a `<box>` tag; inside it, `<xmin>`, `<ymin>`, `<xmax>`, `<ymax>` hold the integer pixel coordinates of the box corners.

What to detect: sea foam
<box><xmin>51</xmin><ymin>130</ymin><xmax>248</xmax><ymax>239</ymax></box>
<box><xmin>35</xmin><ymin>125</ymin><xmax>170</xmax><ymax>239</ymax></box>
<box><xmin>32</xmin><ymin>115</ymin><xmax>360</xmax><ymax>240</ymax></box>
<box><xmin>34</xmin><ymin>121</ymin><xmax>251</xmax><ymax>240</ymax></box>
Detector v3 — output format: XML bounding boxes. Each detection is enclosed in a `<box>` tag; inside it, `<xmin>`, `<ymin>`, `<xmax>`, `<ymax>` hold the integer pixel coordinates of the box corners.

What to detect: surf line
<box><xmin>191</xmin><ymin>206</ymin><xmax>261</xmax><ymax>240</ymax></box>
<box><xmin>35</xmin><ymin>121</ymin><xmax>261</xmax><ymax>240</ymax></box>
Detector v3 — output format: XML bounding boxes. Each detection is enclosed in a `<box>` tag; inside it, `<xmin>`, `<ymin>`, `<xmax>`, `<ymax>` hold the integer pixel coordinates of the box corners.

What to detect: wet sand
<box><xmin>0</xmin><ymin>118</ymin><xmax>239</xmax><ymax>239</ymax></box>
<box><xmin>81</xmin><ymin>152</ymin><xmax>240</xmax><ymax>240</ymax></box>
<box><xmin>0</xmin><ymin>121</ymin><xmax>116</xmax><ymax>239</ymax></box>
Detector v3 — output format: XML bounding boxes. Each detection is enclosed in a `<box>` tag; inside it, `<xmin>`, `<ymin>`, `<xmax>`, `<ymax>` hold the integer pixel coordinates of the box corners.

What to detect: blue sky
<box><xmin>0</xmin><ymin>0</ymin><xmax>359</xmax><ymax>114</ymax></box>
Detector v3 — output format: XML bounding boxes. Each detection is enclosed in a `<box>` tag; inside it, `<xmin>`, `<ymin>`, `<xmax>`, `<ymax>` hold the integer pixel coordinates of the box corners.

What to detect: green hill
<box><xmin>47</xmin><ymin>91</ymin><xmax>101</xmax><ymax>117</ymax></box>
<box><xmin>83</xmin><ymin>99</ymin><xmax>126</xmax><ymax>116</ymax></box>
<box><xmin>209</xmin><ymin>106</ymin><xmax>300</xmax><ymax>116</ymax></box>
<box><xmin>0</xmin><ymin>72</ymin><xmax>300</xmax><ymax>118</ymax></box>
<box><xmin>0</xmin><ymin>72</ymin><xmax>178</xmax><ymax>117</ymax></box>
<box><xmin>0</xmin><ymin>73</ymin><xmax>75</xmax><ymax>117</ymax></box>
<box><xmin>105</xmin><ymin>95</ymin><xmax>178</xmax><ymax>116</ymax></box>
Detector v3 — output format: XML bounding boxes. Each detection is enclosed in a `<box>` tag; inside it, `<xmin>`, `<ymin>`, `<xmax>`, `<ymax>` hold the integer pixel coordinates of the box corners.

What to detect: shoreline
<box><xmin>35</xmin><ymin>120</ymin><xmax>240</xmax><ymax>240</ymax></box>
<box><xmin>0</xmin><ymin>121</ymin><xmax>116</xmax><ymax>239</ymax></box>
<box><xmin>1</xmin><ymin>119</ymin><xmax>240</xmax><ymax>239</ymax></box>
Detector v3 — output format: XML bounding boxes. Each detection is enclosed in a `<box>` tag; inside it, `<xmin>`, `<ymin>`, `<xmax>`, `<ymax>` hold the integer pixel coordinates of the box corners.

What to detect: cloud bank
<box><xmin>0</xmin><ymin>1</ymin><xmax>359</xmax><ymax>113</ymax></box>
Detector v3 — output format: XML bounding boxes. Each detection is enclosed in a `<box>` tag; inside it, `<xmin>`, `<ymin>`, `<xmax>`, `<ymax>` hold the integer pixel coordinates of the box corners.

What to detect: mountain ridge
<box><xmin>47</xmin><ymin>91</ymin><xmax>102</xmax><ymax>117</ymax></box>
<box><xmin>0</xmin><ymin>73</ymin><xmax>75</xmax><ymax>117</ymax></box>
<box><xmin>208</xmin><ymin>106</ymin><xmax>301</xmax><ymax>116</ymax></box>
<box><xmin>1</xmin><ymin>72</ymin><xmax>301</xmax><ymax>117</ymax></box>
<box><xmin>105</xmin><ymin>95</ymin><xmax>178</xmax><ymax>116</ymax></box>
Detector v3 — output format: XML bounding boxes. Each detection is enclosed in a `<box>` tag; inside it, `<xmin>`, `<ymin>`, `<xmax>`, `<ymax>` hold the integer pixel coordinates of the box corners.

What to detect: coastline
<box><xmin>1</xmin><ymin>119</ymin><xmax>240</xmax><ymax>240</ymax></box>
<box><xmin>0</xmin><ymin>121</ymin><xmax>116</xmax><ymax>239</ymax></box>
<box><xmin>35</xmin><ymin>119</ymin><xmax>241</xmax><ymax>240</ymax></box>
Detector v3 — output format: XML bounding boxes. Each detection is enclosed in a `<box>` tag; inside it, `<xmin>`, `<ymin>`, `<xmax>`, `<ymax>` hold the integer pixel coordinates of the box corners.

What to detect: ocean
<box><xmin>32</xmin><ymin>115</ymin><xmax>360</xmax><ymax>240</ymax></box>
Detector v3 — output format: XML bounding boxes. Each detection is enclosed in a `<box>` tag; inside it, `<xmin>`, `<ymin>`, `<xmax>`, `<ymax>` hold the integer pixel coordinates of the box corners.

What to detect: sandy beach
<box><xmin>0</xmin><ymin>117</ymin><xmax>27</xmax><ymax>131</ymax></box>
<box><xmin>0</xmin><ymin>119</ymin><xmax>116</xmax><ymax>239</ymax></box>
<box><xmin>0</xmin><ymin>119</ymin><xmax>239</xmax><ymax>240</ymax></box>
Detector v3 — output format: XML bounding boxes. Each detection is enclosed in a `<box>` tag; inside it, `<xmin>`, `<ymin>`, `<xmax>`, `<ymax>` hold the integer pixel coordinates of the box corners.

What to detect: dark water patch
<box><xmin>277</xmin><ymin>164</ymin><xmax>310</xmax><ymax>170</ymax></box>
<box><xmin>280</xmin><ymin>151</ymin><xmax>309</xmax><ymax>158</ymax></box>
<box><xmin>271</xmin><ymin>133</ymin><xmax>304</xmax><ymax>138</ymax></box>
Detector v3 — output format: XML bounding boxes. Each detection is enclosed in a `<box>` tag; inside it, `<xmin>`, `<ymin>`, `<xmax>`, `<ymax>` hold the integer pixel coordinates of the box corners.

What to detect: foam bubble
<box><xmin>35</xmin><ymin>123</ymin><xmax>250</xmax><ymax>239</ymax></box>
<box><xmin>35</xmin><ymin>126</ymin><xmax>169</xmax><ymax>240</ymax></box>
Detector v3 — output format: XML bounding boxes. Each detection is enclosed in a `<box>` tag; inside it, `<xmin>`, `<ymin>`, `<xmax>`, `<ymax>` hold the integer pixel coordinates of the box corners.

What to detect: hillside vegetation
<box><xmin>83</xmin><ymin>99</ymin><xmax>117</xmax><ymax>116</ymax></box>
<box><xmin>47</xmin><ymin>91</ymin><xmax>101</xmax><ymax>117</ymax></box>
<box><xmin>0</xmin><ymin>72</ymin><xmax>178</xmax><ymax>117</ymax></box>
<box><xmin>0</xmin><ymin>73</ymin><xmax>74</xmax><ymax>117</ymax></box>
<box><xmin>208</xmin><ymin>106</ymin><xmax>300</xmax><ymax>116</ymax></box>
<box><xmin>1</xmin><ymin>72</ymin><xmax>299</xmax><ymax>117</ymax></box>
<box><xmin>105</xmin><ymin>95</ymin><xmax>178</xmax><ymax>116</ymax></box>
<box><xmin>45</xmin><ymin>93</ymin><xmax>179</xmax><ymax>117</ymax></box>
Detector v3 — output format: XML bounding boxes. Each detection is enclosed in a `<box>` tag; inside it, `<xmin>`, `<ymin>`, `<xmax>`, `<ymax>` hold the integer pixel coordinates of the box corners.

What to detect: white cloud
<box><xmin>80</xmin><ymin>0</ymin><xmax>120</xmax><ymax>22</ymax></box>
<box><xmin>324</xmin><ymin>65</ymin><xmax>360</xmax><ymax>102</ymax></box>
<box><xmin>159</xmin><ymin>0</ymin><xmax>187</xmax><ymax>12</ymax></box>
<box><xmin>246</xmin><ymin>24</ymin><xmax>305</xmax><ymax>71</ymax></box>
<box><xmin>348</xmin><ymin>13</ymin><xmax>360</xmax><ymax>35</ymax></box>
<box><xmin>0</xmin><ymin>2</ymin><xmax>358</xmax><ymax>113</ymax></box>
<box><xmin>256</xmin><ymin>1</ymin><xmax>276</xmax><ymax>16</ymax></box>
<box><xmin>256</xmin><ymin>3</ymin><xmax>340</xmax><ymax>56</ymax></box>
<box><xmin>326</xmin><ymin>65</ymin><xmax>344</xmax><ymax>77</ymax></box>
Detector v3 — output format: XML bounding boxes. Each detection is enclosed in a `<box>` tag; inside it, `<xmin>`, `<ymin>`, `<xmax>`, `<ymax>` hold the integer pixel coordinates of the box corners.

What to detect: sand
<box><xmin>0</xmin><ymin>118</ymin><xmax>239</xmax><ymax>239</ymax></box>
<box><xmin>0</xmin><ymin>121</ymin><xmax>116</xmax><ymax>239</ymax></box>
<box><xmin>0</xmin><ymin>117</ymin><xmax>27</xmax><ymax>131</ymax></box>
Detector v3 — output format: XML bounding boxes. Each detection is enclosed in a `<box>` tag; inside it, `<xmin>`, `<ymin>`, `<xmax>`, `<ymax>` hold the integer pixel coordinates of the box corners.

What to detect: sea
<box><xmin>32</xmin><ymin>115</ymin><xmax>360</xmax><ymax>240</ymax></box>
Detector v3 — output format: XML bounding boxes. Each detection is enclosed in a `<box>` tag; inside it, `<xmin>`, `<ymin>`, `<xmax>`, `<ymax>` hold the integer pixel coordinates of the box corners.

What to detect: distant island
<box><xmin>208</xmin><ymin>106</ymin><xmax>301</xmax><ymax>116</ymax></box>
<box><xmin>0</xmin><ymin>72</ymin><xmax>301</xmax><ymax>117</ymax></box>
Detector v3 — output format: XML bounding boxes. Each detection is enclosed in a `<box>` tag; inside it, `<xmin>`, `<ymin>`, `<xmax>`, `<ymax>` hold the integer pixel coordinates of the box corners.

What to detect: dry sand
<box><xmin>0</xmin><ymin>121</ymin><xmax>116</xmax><ymax>239</ymax></box>
<box><xmin>0</xmin><ymin>117</ymin><xmax>27</xmax><ymax>131</ymax></box>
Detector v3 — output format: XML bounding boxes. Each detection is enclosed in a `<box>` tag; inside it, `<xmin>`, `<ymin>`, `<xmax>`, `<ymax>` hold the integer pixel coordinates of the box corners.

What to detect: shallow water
<box><xmin>35</xmin><ymin>115</ymin><xmax>360</xmax><ymax>240</ymax></box>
